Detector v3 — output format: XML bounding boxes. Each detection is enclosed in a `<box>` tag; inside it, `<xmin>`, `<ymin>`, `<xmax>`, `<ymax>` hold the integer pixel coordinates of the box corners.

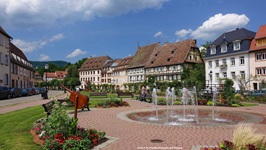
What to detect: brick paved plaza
<box><xmin>1</xmin><ymin>92</ymin><xmax>266</xmax><ymax>150</ymax></box>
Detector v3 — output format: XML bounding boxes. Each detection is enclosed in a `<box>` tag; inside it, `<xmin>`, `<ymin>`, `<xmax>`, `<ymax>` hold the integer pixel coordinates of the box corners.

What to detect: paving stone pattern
<box><xmin>0</xmin><ymin>95</ymin><xmax>266</xmax><ymax>150</ymax></box>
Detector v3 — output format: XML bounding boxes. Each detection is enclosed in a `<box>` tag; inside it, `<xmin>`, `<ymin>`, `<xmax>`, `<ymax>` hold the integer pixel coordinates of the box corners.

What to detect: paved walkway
<box><xmin>0</xmin><ymin>95</ymin><xmax>266</xmax><ymax>150</ymax></box>
<box><xmin>0</xmin><ymin>90</ymin><xmax>67</xmax><ymax>114</ymax></box>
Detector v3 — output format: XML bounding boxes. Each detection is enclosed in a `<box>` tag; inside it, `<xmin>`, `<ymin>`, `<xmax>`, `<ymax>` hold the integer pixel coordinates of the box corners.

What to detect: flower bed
<box><xmin>95</xmin><ymin>98</ymin><xmax>129</xmax><ymax>108</ymax></box>
<box><xmin>32</xmin><ymin>100</ymin><xmax>107</xmax><ymax>149</ymax></box>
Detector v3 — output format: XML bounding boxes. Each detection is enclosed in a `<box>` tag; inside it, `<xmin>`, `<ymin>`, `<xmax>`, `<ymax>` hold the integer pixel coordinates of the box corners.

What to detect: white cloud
<box><xmin>12</xmin><ymin>33</ymin><xmax>64</xmax><ymax>52</ymax></box>
<box><xmin>0</xmin><ymin>0</ymin><xmax>168</xmax><ymax>28</ymax></box>
<box><xmin>39</xmin><ymin>54</ymin><xmax>50</xmax><ymax>61</ymax></box>
<box><xmin>191</xmin><ymin>13</ymin><xmax>250</xmax><ymax>40</ymax></box>
<box><xmin>154</xmin><ymin>31</ymin><xmax>164</xmax><ymax>38</ymax></box>
<box><xmin>67</xmin><ymin>49</ymin><xmax>87</xmax><ymax>58</ymax></box>
<box><xmin>175</xmin><ymin>29</ymin><xmax>193</xmax><ymax>38</ymax></box>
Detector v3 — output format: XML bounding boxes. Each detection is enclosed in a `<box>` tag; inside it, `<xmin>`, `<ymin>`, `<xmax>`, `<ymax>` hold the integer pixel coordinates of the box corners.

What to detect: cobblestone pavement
<box><xmin>77</xmin><ymin>99</ymin><xmax>266</xmax><ymax>150</ymax></box>
<box><xmin>0</xmin><ymin>95</ymin><xmax>266</xmax><ymax>150</ymax></box>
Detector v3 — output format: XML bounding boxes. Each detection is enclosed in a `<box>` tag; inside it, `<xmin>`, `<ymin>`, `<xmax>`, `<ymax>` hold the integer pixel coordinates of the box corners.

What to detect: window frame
<box><xmin>221</xmin><ymin>44</ymin><xmax>227</xmax><ymax>53</ymax></box>
<box><xmin>210</xmin><ymin>46</ymin><xmax>216</xmax><ymax>55</ymax></box>
<box><xmin>233</xmin><ymin>41</ymin><xmax>241</xmax><ymax>50</ymax></box>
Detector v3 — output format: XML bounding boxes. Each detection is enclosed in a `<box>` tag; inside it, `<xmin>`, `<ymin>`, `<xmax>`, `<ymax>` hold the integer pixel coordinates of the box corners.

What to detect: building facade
<box><xmin>145</xmin><ymin>39</ymin><xmax>202</xmax><ymax>82</ymax></box>
<box><xmin>79</xmin><ymin>56</ymin><xmax>112</xmax><ymax>89</ymax></box>
<box><xmin>0</xmin><ymin>26</ymin><xmax>12</xmax><ymax>87</ymax></box>
<box><xmin>204</xmin><ymin>28</ymin><xmax>256</xmax><ymax>91</ymax></box>
<box><xmin>128</xmin><ymin>43</ymin><xmax>160</xmax><ymax>83</ymax></box>
<box><xmin>249</xmin><ymin>24</ymin><xmax>266</xmax><ymax>90</ymax></box>
<box><xmin>113</xmin><ymin>56</ymin><xmax>133</xmax><ymax>90</ymax></box>
<box><xmin>10</xmin><ymin>43</ymin><xmax>35</xmax><ymax>88</ymax></box>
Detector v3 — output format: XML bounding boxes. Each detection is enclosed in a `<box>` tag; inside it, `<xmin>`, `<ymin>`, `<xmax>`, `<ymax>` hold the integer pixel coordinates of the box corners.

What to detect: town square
<box><xmin>0</xmin><ymin>0</ymin><xmax>266</xmax><ymax>150</ymax></box>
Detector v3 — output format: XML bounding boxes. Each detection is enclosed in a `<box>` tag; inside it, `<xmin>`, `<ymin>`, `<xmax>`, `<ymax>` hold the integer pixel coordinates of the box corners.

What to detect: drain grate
<box><xmin>150</xmin><ymin>139</ymin><xmax>164</xmax><ymax>143</ymax></box>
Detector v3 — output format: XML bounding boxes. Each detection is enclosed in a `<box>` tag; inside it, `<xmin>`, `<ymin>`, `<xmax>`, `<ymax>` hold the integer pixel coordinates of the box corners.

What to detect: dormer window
<box><xmin>233</xmin><ymin>41</ymin><xmax>240</xmax><ymax>50</ymax></box>
<box><xmin>221</xmin><ymin>44</ymin><xmax>227</xmax><ymax>53</ymax></box>
<box><xmin>167</xmin><ymin>58</ymin><xmax>171</xmax><ymax>62</ymax></box>
<box><xmin>155</xmin><ymin>54</ymin><xmax>158</xmax><ymax>56</ymax></box>
<box><xmin>171</xmin><ymin>50</ymin><xmax>174</xmax><ymax>54</ymax></box>
<box><xmin>210</xmin><ymin>46</ymin><xmax>216</xmax><ymax>54</ymax></box>
<box><xmin>151</xmin><ymin>61</ymin><xmax>154</xmax><ymax>64</ymax></box>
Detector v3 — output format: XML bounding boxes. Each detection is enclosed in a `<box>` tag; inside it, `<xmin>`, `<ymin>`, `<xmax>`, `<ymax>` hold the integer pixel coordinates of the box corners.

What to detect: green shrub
<box><xmin>207</xmin><ymin>101</ymin><xmax>213</xmax><ymax>106</ymax></box>
<box><xmin>234</xmin><ymin>94</ymin><xmax>244</xmax><ymax>101</ymax></box>
<box><xmin>36</xmin><ymin>101</ymin><xmax>106</xmax><ymax>150</ymax></box>
<box><xmin>95</xmin><ymin>98</ymin><xmax>129</xmax><ymax>108</ymax></box>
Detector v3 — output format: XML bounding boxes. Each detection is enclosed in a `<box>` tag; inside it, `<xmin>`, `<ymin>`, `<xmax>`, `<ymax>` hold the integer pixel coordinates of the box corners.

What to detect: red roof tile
<box><xmin>128</xmin><ymin>43</ymin><xmax>160</xmax><ymax>69</ymax></box>
<box><xmin>114</xmin><ymin>56</ymin><xmax>133</xmax><ymax>72</ymax></box>
<box><xmin>79</xmin><ymin>55</ymin><xmax>112</xmax><ymax>71</ymax></box>
<box><xmin>145</xmin><ymin>39</ymin><xmax>198</xmax><ymax>68</ymax></box>
<box><xmin>250</xmin><ymin>24</ymin><xmax>266</xmax><ymax>51</ymax></box>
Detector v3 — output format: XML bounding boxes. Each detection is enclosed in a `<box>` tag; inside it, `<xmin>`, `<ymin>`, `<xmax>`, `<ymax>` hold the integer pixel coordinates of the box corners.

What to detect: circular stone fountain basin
<box><xmin>124</xmin><ymin>109</ymin><xmax>264</xmax><ymax>127</ymax></box>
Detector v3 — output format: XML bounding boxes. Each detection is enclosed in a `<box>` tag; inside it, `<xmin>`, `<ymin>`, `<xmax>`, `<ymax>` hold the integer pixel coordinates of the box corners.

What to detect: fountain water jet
<box><xmin>149</xmin><ymin>83</ymin><xmax>159</xmax><ymax>121</ymax></box>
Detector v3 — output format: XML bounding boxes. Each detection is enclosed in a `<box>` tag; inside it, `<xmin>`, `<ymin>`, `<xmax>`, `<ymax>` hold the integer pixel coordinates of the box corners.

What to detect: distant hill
<box><xmin>30</xmin><ymin>61</ymin><xmax>69</xmax><ymax>69</ymax></box>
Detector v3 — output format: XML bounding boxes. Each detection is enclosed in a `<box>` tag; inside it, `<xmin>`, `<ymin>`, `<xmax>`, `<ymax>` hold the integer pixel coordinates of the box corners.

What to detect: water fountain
<box><xmin>123</xmin><ymin>86</ymin><xmax>264</xmax><ymax>127</ymax></box>
<box><xmin>148</xmin><ymin>83</ymin><xmax>159</xmax><ymax>121</ymax></box>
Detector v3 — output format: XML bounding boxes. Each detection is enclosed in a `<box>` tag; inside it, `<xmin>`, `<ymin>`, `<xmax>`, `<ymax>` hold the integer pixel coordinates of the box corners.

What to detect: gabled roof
<box><xmin>114</xmin><ymin>56</ymin><xmax>133</xmax><ymax>72</ymax></box>
<box><xmin>10</xmin><ymin>43</ymin><xmax>35</xmax><ymax>71</ymax></box>
<box><xmin>10</xmin><ymin>43</ymin><xmax>28</xmax><ymax>61</ymax></box>
<box><xmin>103</xmin><ymin>59</ymin><xmax>116</xmax><ymax>68</ymax></box>
<box><xmin>55</xmin><ymin>71</ymin><xmax>67</xmax><ymax>79</ymax></box>
<box><xmin>0</xmin><ymin>26</ymin><xmax>12</xmax><ymax>38</ymax></box>
<box><xmin>45</xmin><ymin>72</ymin><xmax>57</xmax><ymax>78</ymax></box>
<box><xmin>79</xmin><ymin>55</ymin><xmax>112</xmax><ymax>71</ymax></box>
<box><xmin>211</xmin><ymin>28</ymin><xmax>256</xmax><ymax>45</ymax></box>
<box><xmin>250</xmin><ymin>24</ymin><xmax>266</xmax><ymax>51</ymax></box>
<box><xmin>205</xmin><ymin>28</ymin><xmax>256</xmax><ymax>58</ymax></box>
<box><xmin>145</xmin><ymin>39</ymin><xmax>198</xmax><ymax>68</ymax></box>
<box><xmin>128</xmin><ymin>43</ymin><xmax>160</xmax><ymax>69</ymax></box>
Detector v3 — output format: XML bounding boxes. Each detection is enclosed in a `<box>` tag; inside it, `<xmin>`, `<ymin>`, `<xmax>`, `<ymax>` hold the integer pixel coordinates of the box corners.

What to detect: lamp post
<box><xmin>209</xmin><ymin>70</ymin><xmax>213</xmax><ymax>94</ymax></box>
<box><xmin>44</xmin><ymin>64</ymin><xmax>49</xmax><ymax>99</ymax></box>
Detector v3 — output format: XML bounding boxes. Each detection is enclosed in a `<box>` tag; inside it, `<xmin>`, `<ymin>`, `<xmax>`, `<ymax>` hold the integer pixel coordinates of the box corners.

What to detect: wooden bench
<box><xmin>42</xmin><ymin>101</ymin><xmax>55</xmax><ymax>117</ymax></box>
<box><xmin>90</xmin><ymin>92</ymin><xmax>107</xmax><ymax>97</ymax></box>
<box><xmin>117</xmin><ymin>91</ymin><xmax>134</xmax><ymax>97</ymax></box>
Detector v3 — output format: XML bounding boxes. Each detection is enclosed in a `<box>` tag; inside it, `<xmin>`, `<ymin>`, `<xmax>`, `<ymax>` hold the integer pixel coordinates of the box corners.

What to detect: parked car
<box><xmin>0</xmin><ymin>86</ymin><xmax>11</xmax><ymax>99</ymax></box>
<box><xmin>21</xmin><ymin>88</ymin><xmax>32</xmax><ymax>96</ymax></box>
<box><xmin>250</xmin><ymin>90</ymin><xmax>266</xmax><ymax>96</ymax></box>
<box><xmin>34</xmin><ymin>87</ymin><xmax>41</xmax><ymax>94</ymax></box>
<box><xmin>27</xmin><ymin>88</ymin><xmax>37</xmax><ymax>95</ymax></box>
<box><xmin>10</xmin><ymin>87</ymin><xmax>21</xmax><ymax>98</ymax></box>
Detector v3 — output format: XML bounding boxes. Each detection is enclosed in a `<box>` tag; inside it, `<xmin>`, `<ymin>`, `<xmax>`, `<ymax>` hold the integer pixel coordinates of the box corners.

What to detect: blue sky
<box><xmin>1</xmin><ymin>0</ymin><xmax>266</xmax><ymax>63</ymax></box>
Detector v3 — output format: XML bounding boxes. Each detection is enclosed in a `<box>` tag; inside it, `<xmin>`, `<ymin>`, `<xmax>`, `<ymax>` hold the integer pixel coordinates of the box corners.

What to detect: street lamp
<box><xmin>44</xmin><ymin>64</ymin><xmax>49</xmax><ymax>99</ymax></box>
<box><xmin>209</xmin><ymin>70</ymin><xmax>213</xmax><ymax>93</ymax></box>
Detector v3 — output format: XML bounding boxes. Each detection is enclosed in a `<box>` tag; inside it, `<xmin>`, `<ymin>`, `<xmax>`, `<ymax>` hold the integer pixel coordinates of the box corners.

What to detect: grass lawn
<box><xmin>241</xmin><ymin>102</ymin><xmax>259</xmax><ymax>107</ymax></box>
<box><xmin>0</xmin><ymin>106</ymin><xmax>45</xmax><ymax>150</ymax></box>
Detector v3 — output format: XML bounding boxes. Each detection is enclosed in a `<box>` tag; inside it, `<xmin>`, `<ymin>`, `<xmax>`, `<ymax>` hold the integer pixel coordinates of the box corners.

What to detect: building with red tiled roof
<box><xmin>249</xmin><ymin>24</ymin><xmax>266</xmax><ymax>90</ymax></box>
<box><xmin>145</xmin><ymin>39</ymin><xmax>203</xmax><ymax>82</ymax></box>
<box><xmin>10</xmin><ymin>43</ymin><xmax>35</xmax><ymax>88</ymax></box>
<box><xmin>43</xmin><ymin>72</ymin><xmax>58</xmax><ymax>81</ymax></box>
<box><xmin>79</xmin><ymin>55</ymin><xmax>112</xmax><ymax>89</ymax></box>
<box><xmin>128</xmin><ymin>43</ymin><xmax>160</xmax><ymax>83</ymax></box>
<box><xmin>55</xmin><ymin>71</ymin><xmax>67</xmax><ymax>80</ymax></box>
<box><xmin>113</xmin><ymin>56</ymin><xmax>133</xmax><ymax>90</ymax></box>
<box><xmin>0</xmin><ymin>26</ymin><xmax>12</xmax><ymax>87</ymax></box>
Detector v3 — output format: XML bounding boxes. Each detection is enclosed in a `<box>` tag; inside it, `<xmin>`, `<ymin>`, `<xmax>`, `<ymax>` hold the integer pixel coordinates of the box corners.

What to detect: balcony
<box><xmin>219</xmin><ymin>64</ymin><xmax>227</xmax><ymax>70</ymax></box>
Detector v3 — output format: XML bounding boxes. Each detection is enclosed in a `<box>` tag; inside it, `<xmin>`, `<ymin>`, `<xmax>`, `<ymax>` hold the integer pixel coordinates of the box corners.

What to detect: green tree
<box><xmin>221</xmin><ymin>78</ymin><xmax>235</xmax><ymax>100</ymax></box>
<box><xmin>75</xmin><ymin>58</ymin><xmax>87</xmax><ymax>69</ymax></box>
<box><xmin>66</xmin><ymin>64</ymin><xmax>79</xmax><ymax>78</ymax></box>
<box><xmin>201</xmin><ymin>41</ymin><xmax>211</xmax><ymax>58</ymax></box>
<box><xmin>188</xmin><ymin>64</ymin><xmax>206</xmax><ymax>90</ymax></box>
<box><xmin>66</xmin><ymin>77</ymin><xmax>81</xmax><ymax>91</ymax></box>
